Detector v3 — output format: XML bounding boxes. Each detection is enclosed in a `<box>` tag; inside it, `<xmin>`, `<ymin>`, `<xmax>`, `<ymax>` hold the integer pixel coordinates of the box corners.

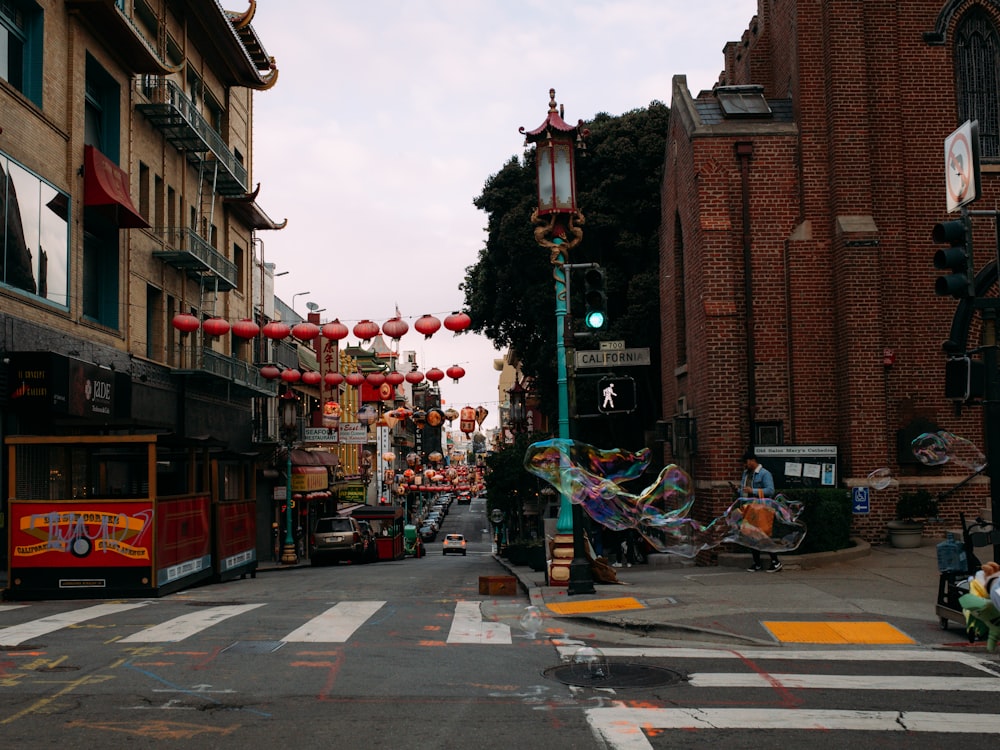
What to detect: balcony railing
<box><xmin>135</xmin><ymin>77</ymin><xmax>248</xmax><ymax>195</ymax></box>
<box><xmin>151</xmin><ymin>226</ymin><xmax>237</xmax><ymax>290</ymax></box>
<box><xmin>174</xmin><ymin>348</ymin><xmax>277</xmax><ymax>397</ymax></box>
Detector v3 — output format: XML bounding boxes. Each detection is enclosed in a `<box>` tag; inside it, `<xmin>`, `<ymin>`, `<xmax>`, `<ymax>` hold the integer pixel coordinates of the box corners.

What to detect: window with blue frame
<box><xmin>0</xmin><ymin>151</ymin><xmax>70</xmax><ymax>307</ymax></box>
<box><xmin>0</xmin><ymin>0</ymin><xmax>42</xmax><ymax>106</ymax></box>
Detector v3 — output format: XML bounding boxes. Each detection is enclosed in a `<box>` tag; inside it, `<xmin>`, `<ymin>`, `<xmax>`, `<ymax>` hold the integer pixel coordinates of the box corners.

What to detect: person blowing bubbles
<box><xmin>737</xmin><ymin>451</ymin><xmax>781</xmax><ymax>572</ymax></box>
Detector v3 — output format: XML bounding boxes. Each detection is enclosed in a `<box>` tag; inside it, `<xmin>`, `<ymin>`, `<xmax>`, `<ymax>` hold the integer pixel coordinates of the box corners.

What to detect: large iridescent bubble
<box><xmin>722</xmin><ymin>496</ymin><xmax>807</xmax><ymax>553</ymax></box>
<box><xmin>911</xmin><ymin>431</ymin><xmax>986</xmax><ymax>472</ymax></box>
<box><xmin>523</xmin><ymin>438</ymin><xmax>806</xmax><ymax>558</ymax></box>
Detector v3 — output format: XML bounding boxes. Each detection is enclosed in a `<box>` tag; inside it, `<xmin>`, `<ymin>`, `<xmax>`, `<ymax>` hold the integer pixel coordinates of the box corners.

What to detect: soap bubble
<box><xmin>912</xmin><ymin>431</ymin><xmax>986</xmax><ymax>472</ymax></box>
<box><xmin>722</xmin><ymin>495</ymin><xmax>807</xmax><ymax>553</ymax></box>
<box><xmin>571</xmin><ymin>646</ymin><xmax>610</xmax><ymax>681</ymax></box>
<box><xmin>519</xmin><ymin>606</ymin><xmax>543</xmax><ymax>638</ymax></box>
<box><xmin>868</xmin><ymin>468</ymin><xmax>893</xmax><ymax>490</ymax></box>
<box><xmin>523</xmin><ymin>438</ymin><xmax>807</xmax><ymax>558</ymax></box>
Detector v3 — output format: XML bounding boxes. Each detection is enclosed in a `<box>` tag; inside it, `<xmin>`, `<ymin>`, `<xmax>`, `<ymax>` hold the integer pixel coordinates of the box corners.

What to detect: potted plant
<box><xmin>887</xmin><ymin>489</ymin><xmax>938</xmax><ymax>548</ymax></box>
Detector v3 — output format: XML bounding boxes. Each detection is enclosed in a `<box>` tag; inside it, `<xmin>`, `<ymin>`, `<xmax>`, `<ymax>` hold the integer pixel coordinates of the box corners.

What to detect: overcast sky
<box><xmin>248</xmin><ymin>0</ymin><xmax>759</xmax><ymax>430</ymax></box>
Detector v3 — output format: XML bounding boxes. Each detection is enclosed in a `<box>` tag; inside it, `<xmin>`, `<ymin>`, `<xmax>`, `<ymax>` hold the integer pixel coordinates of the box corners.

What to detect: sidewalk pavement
<box><xmin>487</xmin><ymin>539</ymin><xmax>987</xmax><ymax>651</ymax></box>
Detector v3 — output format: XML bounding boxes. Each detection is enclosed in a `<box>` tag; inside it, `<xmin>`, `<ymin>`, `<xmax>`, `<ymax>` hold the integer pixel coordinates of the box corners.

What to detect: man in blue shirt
<box><xmin>739</xmin><ymin>451</ymin><xmax>781</xmax><ymax>573</ymax></box>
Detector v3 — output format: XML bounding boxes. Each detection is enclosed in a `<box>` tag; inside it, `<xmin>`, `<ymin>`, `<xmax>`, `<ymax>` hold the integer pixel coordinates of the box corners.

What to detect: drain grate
<box><xmin>221</xmin><ymin>641</ymin><xmax>285</xmax><ymax>654</ymax></box>
<box><xmin>544</xmin><ymin>662</ymin><xmax>686</xmax><ymax>689</ymax></box>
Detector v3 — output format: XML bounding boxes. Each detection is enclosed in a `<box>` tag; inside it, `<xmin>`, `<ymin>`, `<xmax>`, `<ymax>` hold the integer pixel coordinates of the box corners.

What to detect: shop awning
<box><xmin>291</xmin><ymin>448</ymin><xmax>338</xmax><ymax>467</ymax></box>
<box><xmin>83</xmin><ymin>145</ymin><xmax>150</xmax><ymax>229</ymax></box>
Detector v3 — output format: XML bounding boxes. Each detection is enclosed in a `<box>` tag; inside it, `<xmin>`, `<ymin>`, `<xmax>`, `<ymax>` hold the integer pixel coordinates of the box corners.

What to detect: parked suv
<box><xmin>311</xmin><ymin>516</ymin><xmax>366</xmax><ymax>565</ymax></box>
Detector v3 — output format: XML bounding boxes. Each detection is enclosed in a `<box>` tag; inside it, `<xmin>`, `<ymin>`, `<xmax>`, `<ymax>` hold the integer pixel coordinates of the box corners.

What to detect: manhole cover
<box><xmin>544</xmin><ymin>662</ymin><xmax>686</xmax><ymax>689</ymax></box>
<box><xmin>221</xmin><ymin>641</ymin><xmax>284</xmax><ymax>654</ymax></box>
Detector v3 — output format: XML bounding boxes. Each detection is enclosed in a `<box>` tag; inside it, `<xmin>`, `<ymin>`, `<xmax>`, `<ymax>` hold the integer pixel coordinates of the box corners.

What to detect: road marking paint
<box><xmin>556</xmin><ymin>645</ymin><xmax>997</xmax><ymax>671</ymax></box>
<box><xmin>587</xmin><ymin>706</ymin><xmax>1000</xmax><ymax>748</ymax></box>
<box><xmin>282</xmin><ymin>601</ymin><xmax>385</xmax><ymax>642</ymax></box>
<box><xmin>763</xmin><ymin>620</ymin><xmax>914</xmax><ymax>644</ymax></box>
<box><xmin>0</xmin><ymin>603</ymin><xmax>148</xmax><ymax>646</ymax></box>
<box><xmin>119</xmin><ymin>604</ymin><xmax>264</xmax><ymax>643</ymax></box>
<box><xmin>447</xmin><ymin>601</ymin><xmax>512</xmax><ymax>644</ymax></box>
<box><xmin>687</xmin><ymin>672</ymin><xmax>1000</xmax><ymax>691</ymax></box>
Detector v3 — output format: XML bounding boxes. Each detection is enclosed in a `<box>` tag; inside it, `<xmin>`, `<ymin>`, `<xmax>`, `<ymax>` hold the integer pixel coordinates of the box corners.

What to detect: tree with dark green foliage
<box><xmin>484</xmin><ymin>432</ymin><xmax>543</xmax><ymax>542</ymax></box>
<box><xmin>462</xmin><ymin>101</ymin><xmax>669</xmax><ymax>450</ymax></box>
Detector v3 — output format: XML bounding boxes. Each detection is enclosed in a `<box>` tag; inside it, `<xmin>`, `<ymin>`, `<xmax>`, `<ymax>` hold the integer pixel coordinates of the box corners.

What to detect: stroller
<box><xmin>936</xmin><ymin>513</ymin><xmax>997</xmax><ymax>635</ymax></box>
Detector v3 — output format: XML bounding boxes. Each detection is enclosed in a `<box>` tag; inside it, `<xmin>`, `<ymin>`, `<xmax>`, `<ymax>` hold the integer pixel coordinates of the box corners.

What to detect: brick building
<box><xmin>0</xmin><ymin>1</ymin><xmax>287</xmax><ymax>587</ymax></box>
<box><xmin>660</xmin><ymin>0</ymin><xmax>1000</xmax><ymax>542</ymax></box>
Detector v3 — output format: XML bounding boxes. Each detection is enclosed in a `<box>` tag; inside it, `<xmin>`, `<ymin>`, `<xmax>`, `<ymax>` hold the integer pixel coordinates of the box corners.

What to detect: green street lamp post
<box><xmin>280</xmin><ymin>389</ymin><xmax>300</xmax><ymax>565</ymax></box>
<box><xmin>520</xmin><ymin>89</ymin><xmax>594</xmax><ymax>595</ymax></box>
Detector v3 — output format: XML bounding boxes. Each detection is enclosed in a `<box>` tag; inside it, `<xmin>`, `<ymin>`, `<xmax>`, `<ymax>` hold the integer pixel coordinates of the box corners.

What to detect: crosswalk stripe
<box><xmin>687</xmin><ymin>672</ymin><xmax>1000</xmax><ymax>691</ymax></box>
<box><xmin>447</xmin><ymin>601</ymin><xmax>512</xmax><ymax>644</ymax></box>
<box><xmin>587</xmin><ymin>706</ymin><xmax>1000</xmax><ymax>744</ymax></box>
<box><xmin>119</xmin><ymin>604</ymin><xmax>266</xmax><ymax>643</ymax></box>
<box><xmin>282</xmin><ymin>601</ymin><xmax>386</xmax><ymax>642</ymax></box>
<box><xmin>556</xmin><ymin>645</ymin><xmax>997</xmax><ymax>672</ymax></box>
<box><xmin>0</xmin><ymin>603</ymin><xmax>149</xmax><ymax>646</ymax></box>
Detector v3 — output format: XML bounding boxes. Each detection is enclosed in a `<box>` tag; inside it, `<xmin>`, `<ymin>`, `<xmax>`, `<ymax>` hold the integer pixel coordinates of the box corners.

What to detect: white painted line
<box><xmin>556</xmin><ymin>645</ymin><xmax>997</xmax><ymax>672</ymax></box>
<box><xmin>687</xmin><ymin>672</ymin><xmax>1000</xmax><ymax>691</ymax></box>
<box><xmin>0</xmin><ymin>602</ymin><xmax>148</xmax><ymax>646</ymax></box>
<box><xmin>447</xmin><ymin>601</ymin><xmax>512</xmax><ymax>644</ymax></box>
<box><xmin>282</xmin><ymin>601</ymin><xmax>385</xmax><ymax>642</ymax></box>
<box><xmin>588</xmin><ymin>707</ymin><xmax>1000</xmax><ymax>748</ymax></box>
<box><xmin>0</xmin><ymin>605</ymin><xmax>29</xmax><ymax>614</ymax></box>
<box><xmin>120</xmin><ymin>604</ymin><xmax>265</xmax><ymax>643</ymax></box>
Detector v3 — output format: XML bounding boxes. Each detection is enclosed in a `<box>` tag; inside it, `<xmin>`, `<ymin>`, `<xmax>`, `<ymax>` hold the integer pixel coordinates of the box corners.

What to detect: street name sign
<box><xmin>575</xmin><ymin>347</ymin><xmax>650</xmax><ymax>369</ymax></box>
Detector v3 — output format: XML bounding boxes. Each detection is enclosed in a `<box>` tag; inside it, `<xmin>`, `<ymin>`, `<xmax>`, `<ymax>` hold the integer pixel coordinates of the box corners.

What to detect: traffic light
<box><xmin>933</xmin><ymin>218</ymin><xmax>974</xmax><ymax>298</ymax></box>
<box><xmin>583</xmin><ymin>266</ymin><xmax>606</xmax><ymax>329</ymax></box>
<box><xmin>598</xmin><ymin>375</ymin><xmax>636</xmax><ymax>413</ymax></box>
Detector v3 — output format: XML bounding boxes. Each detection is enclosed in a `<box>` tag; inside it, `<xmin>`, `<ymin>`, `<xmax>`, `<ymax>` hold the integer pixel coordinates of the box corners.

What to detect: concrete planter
<box><xmin>887</xmin><ymin>519</ymin><xmax>924</xmax><ymax>548</ymax></box>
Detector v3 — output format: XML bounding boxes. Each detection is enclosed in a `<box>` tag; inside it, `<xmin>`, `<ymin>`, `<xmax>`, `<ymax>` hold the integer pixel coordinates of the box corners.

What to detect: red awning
<box><xmin>83</xmin><ymin>145</ymin><xmax>150</xmax><ymax>229</ymax></box>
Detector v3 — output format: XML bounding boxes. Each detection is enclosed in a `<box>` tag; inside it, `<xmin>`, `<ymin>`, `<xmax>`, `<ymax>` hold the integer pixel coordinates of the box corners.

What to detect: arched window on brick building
<box><xmin>955</xmin><ymin>7</ymin><xmax>1000</xmax><ymax>158</ymax></box>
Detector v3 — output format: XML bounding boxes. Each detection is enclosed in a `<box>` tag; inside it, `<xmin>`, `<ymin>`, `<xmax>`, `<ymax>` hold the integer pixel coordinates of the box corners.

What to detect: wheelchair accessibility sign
<box><xmin>852</xmin><ymin>487</ymin><xmax>870</xmax><ymax>514</ymax></box>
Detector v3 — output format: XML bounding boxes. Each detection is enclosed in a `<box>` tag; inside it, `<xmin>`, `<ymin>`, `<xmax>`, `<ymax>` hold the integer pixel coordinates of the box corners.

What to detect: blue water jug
<box><xmin>937</xmin><ymin>532</ymin><xmax>966</xmax><ymax>573</ymax></box>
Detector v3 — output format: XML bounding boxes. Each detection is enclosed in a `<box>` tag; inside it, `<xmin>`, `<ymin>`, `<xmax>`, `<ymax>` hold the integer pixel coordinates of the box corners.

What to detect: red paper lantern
<box><xmin>172</xmin><ymin>312</ymin><xmax>200</xmax><ymax>334</ymax></box>
<box><xmin>202</xmin><ymin>317</ymin><xmax>231</xmax><ymax>337</ymax></box>
<box><xmin>281</xmin><ymin>368</ymin><xmax>302</xmax><ymax>383</ymax></box>
<box><xmin>366</xmin><ymin>372</ymin><xmax>386</xmax><ymax>386</ymax></box>
<box><xmin>232</xmin><ymin>318</ymin><xmax>260</xmax><ymax>339</ymax></box>
<box><xmin>301</xmin><ymin>370</ymin><xmax>322</xmax><ymax>385</ymax></box>
<box><xmin>260</xmin><ymin>364</ymin><xmax>281</xmax><ymax>380</ymax></box>
<box><xmin>414</xmin><ymin>314</ymin><xmax>441</xmax><ymax>339</ymax></box>
<box><xmin>291</xmin><ymin>322</ymin><xmax>320</xmax><ymax>341</ymax></box>
<box><xmin>405</xmin><ymin>370</ymin><xmax>425</xmax><ymax>384</ymax></box>
<box><xmin>345</xmin><ymin>372</ymin><xmax>366</xmax><ymax>387</ymax></box>
<box><xmin>446</xmin><ymin>365</ymin><xmax>466</xmax><ymax>382</ymax></box>
<box><xmin>460</xmin><ymin>406</ymin><xmax>477</xmax><ymax>434</ymax></box>
<box><xmin>425</xmin><ymin>367</ymin><xmax>445</xmax><ymax>383</ymax></box>
<box><xmin>382</xmin><ymin>316</ymin><xmax>409</xmax><ymax>340</ymax></box>
<box><xmin>444</xmin><ymin>311</ymin><xmax>471</xmax><ymax>332</ymax></box>
<box><xmin>324</xmin><ymin>372</ymin><xmax>344</xmax><ymax>387</ymax></box>
<box><xmin>321</xmin><ymin>319</ymin><xmax>349</xmax><ymax>340</ymax></box>
<box><xmin>353</xmin><ymin>319</ymin><xmax>380</xmax><ymax>342</ymax></box>
<box><xmin>263</xmin><ymin>321</ymin><xmax>291</xmax><ymax>340</ymax></box>
<box><xmin>385</xmin><ymin>371</ymin><xmax>405</xmax><ymax>386</ymax></box>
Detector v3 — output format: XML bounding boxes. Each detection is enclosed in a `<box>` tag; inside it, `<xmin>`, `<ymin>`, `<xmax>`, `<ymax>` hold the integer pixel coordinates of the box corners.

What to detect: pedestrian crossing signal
<box><xmin>598</xmin><ymin>375</ymin><xmax>636</xmax><ymax>413</ymax></box>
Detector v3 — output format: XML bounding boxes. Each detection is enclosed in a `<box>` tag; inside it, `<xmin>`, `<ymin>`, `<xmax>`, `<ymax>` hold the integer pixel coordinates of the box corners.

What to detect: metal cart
<box><xmin>936</xmin><ymin>513</ymin><xmax>996</xmax><ymax>630</ymax></box>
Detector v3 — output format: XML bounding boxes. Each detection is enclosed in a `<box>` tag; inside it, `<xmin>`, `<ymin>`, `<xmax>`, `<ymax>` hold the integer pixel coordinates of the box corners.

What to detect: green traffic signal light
<box><xmin>583</xmin><ymin>267</ymin><xmax>606</xmax><ymax>329</ymax></box>
<box><xmin>933</xmin><ymin>218</ymin><xmax>974</xmax><ymax>298</ymax></box>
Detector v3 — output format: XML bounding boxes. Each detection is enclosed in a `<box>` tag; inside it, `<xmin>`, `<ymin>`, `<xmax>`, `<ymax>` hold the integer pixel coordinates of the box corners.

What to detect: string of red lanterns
<box><xmin>171</xmin><ymin>310</ymin><xmax>473</xmax><ymax>386</ymax></box>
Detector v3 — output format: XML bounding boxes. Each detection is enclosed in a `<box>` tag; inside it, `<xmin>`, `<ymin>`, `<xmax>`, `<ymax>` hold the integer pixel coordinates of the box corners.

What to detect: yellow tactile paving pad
<box><xmin>547</xmin><ymin>597</ymin><xmax>646</xmax><ymax>615</ymax></box>
<box><xmin>763</xmin><ymin>621</ymin><xmax>915</xmax><ymax>644</ymax></box>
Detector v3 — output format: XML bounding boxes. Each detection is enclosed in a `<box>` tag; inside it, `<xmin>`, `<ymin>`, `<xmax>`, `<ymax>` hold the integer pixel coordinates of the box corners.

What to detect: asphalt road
<box><xmin>2</xmin><ymin>499</ymin><xmax>1000</xmax><ymax>749</ymax></box>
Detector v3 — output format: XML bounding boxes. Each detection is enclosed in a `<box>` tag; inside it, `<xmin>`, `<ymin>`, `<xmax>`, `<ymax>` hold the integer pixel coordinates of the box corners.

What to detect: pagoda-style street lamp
<box><xmin>520</xmin><ymin>88</ymin><xmax>593</xmax><ymax>595</ymax></box>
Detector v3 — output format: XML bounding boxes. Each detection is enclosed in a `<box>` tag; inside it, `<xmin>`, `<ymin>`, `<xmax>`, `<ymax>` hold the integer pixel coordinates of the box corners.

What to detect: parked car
<box><xmin>310</xmin><ymin>516</ymin><xmax>367</xmax><ymax>565</ymax></box>
<box><xmin>418</xmin><ymin>525</ymin><xmax>438</xmax><ymax>543</ymax></box>
<box><xmin>442</xmin><ymin>533</ymin><xmax>467</xmax><ymax>556</ymax></box>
